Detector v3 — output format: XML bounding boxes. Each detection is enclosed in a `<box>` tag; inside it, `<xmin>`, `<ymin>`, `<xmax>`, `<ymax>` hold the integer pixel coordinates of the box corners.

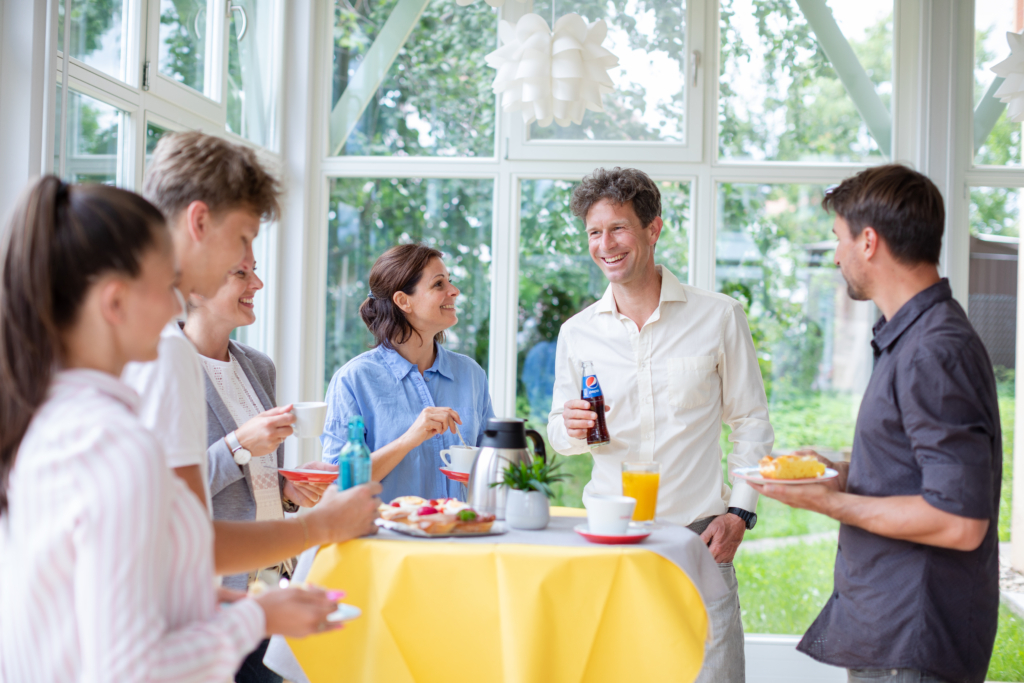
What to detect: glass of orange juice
<box><xmin>621</xmin><ymin>461</ymin><xmax>660</xmax><ymax>525</ymax></box>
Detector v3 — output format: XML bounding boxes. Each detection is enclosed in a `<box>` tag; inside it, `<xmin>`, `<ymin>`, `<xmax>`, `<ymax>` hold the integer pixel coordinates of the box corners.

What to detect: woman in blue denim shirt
<box><xmin>322</xmin><ymin>244</ymin><xmax>495</xmax><ymax>502</ymax></box>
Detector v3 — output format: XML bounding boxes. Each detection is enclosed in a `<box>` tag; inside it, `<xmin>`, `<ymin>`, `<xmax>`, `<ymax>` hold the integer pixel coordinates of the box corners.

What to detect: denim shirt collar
<box><xmin>871</xmin><ymin>278</ymin><xmax>952</xmax><ymax>354</ymax></box>
<box><xmin>375</xmin><ymin>342</ymin><xmax>455</xmax><ymax>382</ymax></box>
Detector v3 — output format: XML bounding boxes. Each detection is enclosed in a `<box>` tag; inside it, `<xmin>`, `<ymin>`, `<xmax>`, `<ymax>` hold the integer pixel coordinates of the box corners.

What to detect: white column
<box><xmin>275</xmin><ymin>0</ymin><xmax>326</xmax><ymax>466</ymax></box>
<box><xmin>0</xmin><ymin>0</ymin><xmax>53</xmax><ymax>226</ymax></box>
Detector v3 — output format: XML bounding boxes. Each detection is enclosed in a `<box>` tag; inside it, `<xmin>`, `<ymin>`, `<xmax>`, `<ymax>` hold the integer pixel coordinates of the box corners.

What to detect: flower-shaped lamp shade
<box><xmin>456</xmin><ymin>0</ymin><xmax>523</xmax><ymax>7</ymax></box>
<box><xmin>993</xmin><ymin>31</ymin><xmax>1024</xmax><ymax>122</ymax></box>
<box><xmin>485</xmin><ymin>13</ymin><xmax>619</xmax><ymax>127</ymax></box>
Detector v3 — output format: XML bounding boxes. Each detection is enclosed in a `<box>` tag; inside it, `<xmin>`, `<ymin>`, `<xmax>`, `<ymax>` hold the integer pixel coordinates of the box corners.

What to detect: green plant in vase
<box><xmin>492</xmin><ymin>458</ymin><xmax>569</xmax><ymax>530</ymax></box>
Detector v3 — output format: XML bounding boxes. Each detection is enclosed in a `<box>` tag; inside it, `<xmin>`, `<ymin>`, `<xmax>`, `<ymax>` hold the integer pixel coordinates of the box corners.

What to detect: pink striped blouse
<box><xmin>0</xmin><ymin>369</ymin><xmax>265</xmax><ymax>682</ymax></box>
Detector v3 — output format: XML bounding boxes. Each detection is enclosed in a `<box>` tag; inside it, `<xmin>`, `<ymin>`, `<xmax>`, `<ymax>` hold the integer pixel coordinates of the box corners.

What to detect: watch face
<box><xmin>233</xmin><ymin>449</ymin><xmax>252</xmax><ymax>466</ymax></box>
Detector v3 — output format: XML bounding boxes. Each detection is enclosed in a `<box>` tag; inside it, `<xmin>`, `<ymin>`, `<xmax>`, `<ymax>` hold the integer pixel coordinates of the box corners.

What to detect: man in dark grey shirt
<box><xmin>753</xmin><ymin>165</ymin><xmax>1000</xmax><ymax>683</ymax></box>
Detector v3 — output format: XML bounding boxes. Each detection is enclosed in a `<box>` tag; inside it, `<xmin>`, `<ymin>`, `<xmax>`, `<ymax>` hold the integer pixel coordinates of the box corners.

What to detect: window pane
<box><xmin>145</xmin><ymin>122</ymin><xmax>171</xmax><ymax>171</ymax></box>
<box><xmin>69</xmin><ymin>0</ymin><xmax>127</xmax><ymax>82</ymax></box>
<box><xmin>516</xmin><ymin>178</ymin><xmax>690</xmax><ymax>506</ymax></box>
<box><xmin>324</xmin><ymin>178</ymin><xmax>493</xmax><ymax>389</ymax></box>
<box><xmin>975</xmin><ymin>1</ymin><xmax>1022</xmax><ymax>166</ymax></box>
<box><xmin>329</xmin><ymin>0</ymin><xmax>496</xmax><ymax>157</ymax></box>
<box><xmin>64</xmin><ymin>90</ymin><xmax>123</xmax><ymax>185</ymax></box>
<box><xmin>719</xmin><ymin>0</ymin><xmax>892</xmax><ymax>162</ymax></box>
<box><xmin>715</xmin><ymin>183</ymin><xmax>873</xmax><ymax>452</ymax></box>
<box><xmin>159</xmin><ymin>0</ymin><xmax>212</xmax><ymax>96</ymax></box>
<box><xmin>528</xmin><ymin>0</ymin><xmax>687</xmax><ymax>142</ymax></box>
<box><xmin>227</xmin><ymin>0</ymin><xmax>277</xmax><ymax>147</ymax></box>
<box><xmin>53</xmin><ymin>84</ymin><xmax>63</xmax><ymax>175</ymax></box>
<box><xmin>968</xmin><ymin>187</ymin><xmax>1017</xmax><ymax>545</ymax></box>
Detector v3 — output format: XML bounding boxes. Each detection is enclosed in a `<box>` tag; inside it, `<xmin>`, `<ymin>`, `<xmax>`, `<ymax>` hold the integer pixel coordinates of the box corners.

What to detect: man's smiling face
<box><xmin>585</xmin><ymin>198</ymin><xmax>662</xmax><ymax>286</ymax></box>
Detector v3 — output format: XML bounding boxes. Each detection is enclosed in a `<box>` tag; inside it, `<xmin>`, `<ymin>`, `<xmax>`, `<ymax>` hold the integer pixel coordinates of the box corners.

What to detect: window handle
<box><xmin>692</xmin><ymin>50</ymin><xmax>701</xmax><ymax>88</ymax></box>
<box><xmin>230</xmin><ymin>4</ymin><xmax>248</xmax><ymax>41</ymax></box>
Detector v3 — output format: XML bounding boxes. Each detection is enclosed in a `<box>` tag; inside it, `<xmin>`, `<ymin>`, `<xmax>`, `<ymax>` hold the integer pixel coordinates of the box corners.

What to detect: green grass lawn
<box><xmin>735</xmin><ymin>539</ymin><xmax>1024</xmax><ymax>682</ymax></box>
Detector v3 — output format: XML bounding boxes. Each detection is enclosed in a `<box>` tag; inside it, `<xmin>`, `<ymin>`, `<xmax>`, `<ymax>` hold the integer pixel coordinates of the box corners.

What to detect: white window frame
<box><xmin>302</xmin><ymin>0</ymin><xmax>910</xmax><ymax>421</ymax></box>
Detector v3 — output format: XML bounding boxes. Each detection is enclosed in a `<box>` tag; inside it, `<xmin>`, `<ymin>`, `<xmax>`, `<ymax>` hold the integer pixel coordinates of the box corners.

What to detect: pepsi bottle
<box><xmin>580</xmin><ymin>361</ymin><xmax>610</xmax><ymax>447</ymax></box>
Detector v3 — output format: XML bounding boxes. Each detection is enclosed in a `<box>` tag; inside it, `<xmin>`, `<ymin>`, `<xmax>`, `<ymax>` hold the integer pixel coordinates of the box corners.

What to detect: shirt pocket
<box><xmin>668</xmin><ymin>356</ymin><xmax>717</xmax><ymax>410</ymax></box>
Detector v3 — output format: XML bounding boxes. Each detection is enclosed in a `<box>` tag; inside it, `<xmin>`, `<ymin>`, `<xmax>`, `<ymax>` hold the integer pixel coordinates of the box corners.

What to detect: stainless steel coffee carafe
<box><xmin>467</xmin><ymin>418</ymin><xmax>546</xmax><ymax>520</ymax></box>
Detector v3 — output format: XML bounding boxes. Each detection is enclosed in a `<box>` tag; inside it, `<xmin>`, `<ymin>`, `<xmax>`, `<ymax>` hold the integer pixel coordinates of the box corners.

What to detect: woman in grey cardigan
<box><xmin>184</xmin><ymin>263</ymin><xmax>338</xmax><ymax>683</ymax></box>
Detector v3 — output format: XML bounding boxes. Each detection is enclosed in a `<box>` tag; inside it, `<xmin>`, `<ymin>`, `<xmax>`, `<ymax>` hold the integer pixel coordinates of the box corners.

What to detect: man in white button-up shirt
<box><xmin>548</xmin><ymin>168</ymin><xmax>774</xmax><ymax>683</ymax></box>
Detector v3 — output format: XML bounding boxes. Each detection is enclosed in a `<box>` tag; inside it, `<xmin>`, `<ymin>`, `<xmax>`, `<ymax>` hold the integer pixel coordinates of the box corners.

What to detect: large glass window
<box><xmin>323</xmin><ymin>178</ymin><xmax>494</xmax><ymax>389</ymax></box>
<box><xmin>63</xmin><ymin>90</ymin><xmax>124</xmax><ymax>186</ymax></box>
<box><xmin>528</xmin><ymin>0</ymin><xmax>689</xmax><ymax>143</ymax></box>
<box><xmin>227</xmin><ymin>0</ymin><xmax>277</xmax><ymax>147</ymax></box>
<box><xmin>69</xmin><ymin>0</ymin><xmax>129</xmax><ymax>82</ymax></box>
<box><xmin>975</xmin><ymin>0</ymin><xmax>1021</xmax><ymax>167</ymax></box>
<box><xmin>718</xmin><ymin>0</ymin><xmax>893</xmax><ymax>162</ymax></box>
<box><xmin>329</xmin><ymin>0</ymin><xmax>497</xmax><ymax>156</ymax></box>
<box><xmin>158</xmin><ymin>0</ymin><xmax>214</xmax><ymax>96</ymax></box>
<box><xmin>715</xmin><ymin>183</ymin><xmax>874</xmax><ymax>454</ymax></box>
<box><xmin>516</xmin><ymin>178</ymin><xmax>691</xmax><ymax>505</ymax></box>
<box><xmin>968</xmin><ymin>186</ymin><xmax>1018</xmax><ymax>546</ymax></box>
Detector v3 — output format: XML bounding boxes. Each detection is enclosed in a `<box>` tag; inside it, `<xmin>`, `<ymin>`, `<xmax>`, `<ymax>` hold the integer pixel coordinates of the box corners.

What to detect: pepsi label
<box><xmin>582</xmin><ymin>374</ymin><xmax>603</xmax><ymax>399</ymax></box>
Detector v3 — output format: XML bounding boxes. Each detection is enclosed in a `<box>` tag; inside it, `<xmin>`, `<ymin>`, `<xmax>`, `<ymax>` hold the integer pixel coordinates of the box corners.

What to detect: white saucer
<box><xmin>326</xmin><ymin>603</ymin><xmax>362</xmax><ymax>623</ymax></box>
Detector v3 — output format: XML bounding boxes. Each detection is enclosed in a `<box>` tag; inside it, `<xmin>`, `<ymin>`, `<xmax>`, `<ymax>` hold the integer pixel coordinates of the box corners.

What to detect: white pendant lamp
<box><xmin>992</xmin><ymin>31</ymin><xmax>1024</xmax><ymax>122</ymax></box>
<box><xmin>484</xmin><ymin>13</ymin><xmax>618</xmax><ymax>127</ymax></box>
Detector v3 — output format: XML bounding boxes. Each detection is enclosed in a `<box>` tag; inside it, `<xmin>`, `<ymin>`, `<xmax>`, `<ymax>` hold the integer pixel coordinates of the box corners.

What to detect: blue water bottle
<box><xmin>338</xmin><ymin>416</ymin><xmax>372</xmax><ymax>490</ymax></box>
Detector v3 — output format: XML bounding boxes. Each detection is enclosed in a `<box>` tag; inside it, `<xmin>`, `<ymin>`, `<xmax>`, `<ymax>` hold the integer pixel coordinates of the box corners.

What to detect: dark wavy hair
<box><xmin>360</xmin><ymin>243</ymin><xmax>446</xmax><ymax>349</ymax></box>
<box><xmin>821</xmin><ymin>164</ymin><xmax>944</xmax><ymax>265</ymax></box>
<box><xmin>570</xmin><ymin>167</ymin><xmax>662</xmax><ymax>227</ymax></box>
<box><xmin>0</xmin><ymin>177</ymin><xmax>166</xmax><ymax>514</ymax></box>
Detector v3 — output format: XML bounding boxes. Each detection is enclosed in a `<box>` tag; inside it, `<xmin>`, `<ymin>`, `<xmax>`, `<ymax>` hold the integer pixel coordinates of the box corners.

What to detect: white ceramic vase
<box><xmin>505</xmin><ymin>489</ymin><xmax>550</xmax><ymax>530</ymax></box>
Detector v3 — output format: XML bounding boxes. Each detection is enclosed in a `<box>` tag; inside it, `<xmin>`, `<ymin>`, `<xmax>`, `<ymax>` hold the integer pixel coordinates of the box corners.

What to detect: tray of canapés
<box><xmin>375</xmin><ymin>496</ymin><xmax>505</xmax><ymax>538</ymax></box>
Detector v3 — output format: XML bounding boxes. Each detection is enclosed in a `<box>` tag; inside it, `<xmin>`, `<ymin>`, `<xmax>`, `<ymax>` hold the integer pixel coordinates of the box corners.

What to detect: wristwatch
<box><xmin>727</xmin><ymin>507</ymin><xmax>757</xmax><ymax>530</ymax></box>
<box><xmin>225</xmin><ymin>431</ymin><xmax>252</xmax><ymax>466</ymax></box>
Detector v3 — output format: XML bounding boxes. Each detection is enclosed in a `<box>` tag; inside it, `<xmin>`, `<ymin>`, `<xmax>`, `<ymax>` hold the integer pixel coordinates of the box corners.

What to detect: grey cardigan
<box><xmin>203</xmin><ymin>340</ymin><xmax>292</xmax><ymax>589</ymax></box>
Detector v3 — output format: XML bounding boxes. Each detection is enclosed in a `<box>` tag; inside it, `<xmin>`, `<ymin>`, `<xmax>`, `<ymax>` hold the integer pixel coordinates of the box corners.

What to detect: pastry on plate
<box><xmin>408</xmin><ymin>512</ymin><xmax>458</xmax><ymax>534</ymax></box>
<box><xmin>758</xmin><ymin>454</ymin><xmax>826</xmax><ymax>480</ymax></box>
<box><xmin>453</xmin><ymin>509</ymin><xmax>495</xmax><ymax>533</ymax></box>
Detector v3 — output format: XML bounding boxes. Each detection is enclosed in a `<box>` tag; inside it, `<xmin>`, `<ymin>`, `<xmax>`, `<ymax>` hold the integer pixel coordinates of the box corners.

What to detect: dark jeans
<box><xmin>235</xmin><ymin>639</ymin><xmax>283</xmax><ymax>683</ymax></box>
<box><xmin>848</xmin><ymin>669</ymin><xmax>948</xmax><ymax>683</ymax></box>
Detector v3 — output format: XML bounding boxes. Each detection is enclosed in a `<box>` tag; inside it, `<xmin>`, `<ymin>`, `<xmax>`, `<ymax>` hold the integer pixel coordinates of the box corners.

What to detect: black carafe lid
<box><xmin>481</xmin><ymin>418</ymin><xmax>528</xmax><ymax>449</ymax></box>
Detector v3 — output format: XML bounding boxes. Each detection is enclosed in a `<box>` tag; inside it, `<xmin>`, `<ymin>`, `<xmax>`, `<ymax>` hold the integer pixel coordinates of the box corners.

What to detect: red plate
<box><xmin>279</xmin><ymin>468</ymin><xmax>338</xmax><ymax>483</ymax></box>
<box><xmin>573</xmin><ymin>523</ymin><xmax>651</xmax><ymax>545</ymax></box>
<box><xmin>440</xmin><ymin>467</ymin><xmax>470</xmax><ymax>483</ymax></box>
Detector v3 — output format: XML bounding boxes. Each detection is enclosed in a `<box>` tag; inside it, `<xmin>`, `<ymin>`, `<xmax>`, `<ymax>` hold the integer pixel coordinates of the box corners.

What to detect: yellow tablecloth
<box><xmin>288</xmin><ymin>510</ymin><xmax>709</xmax><ymax>683</ymax></box>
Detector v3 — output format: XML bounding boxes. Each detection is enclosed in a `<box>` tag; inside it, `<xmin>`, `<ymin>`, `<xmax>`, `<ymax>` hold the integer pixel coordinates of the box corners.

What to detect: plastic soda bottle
<box><xmin>337</xmin><ymin>416</ymin><xmax>372</xmax><ymax>490</ymax></box>
<box><xmin>580</xmin><ymin>361</ymin><xmax>610</xmax><ymax>447</ymax></box>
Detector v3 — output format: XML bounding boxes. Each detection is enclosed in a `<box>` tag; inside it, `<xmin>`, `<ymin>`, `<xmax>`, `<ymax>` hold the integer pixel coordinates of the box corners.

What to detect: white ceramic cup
<box><xmin>584</xmin><ymin>494</ymin><xmax>637</xmax><ymax>535</ymax></box>
<box><xmin>440</xmin><ymin>445</ymin><xmax>479</xmax><ymax>473</ymax></box>
<box><xmin>291</xmin><ymin>402</ymin><xmax>328</xmax><ymax>438</ymax></box>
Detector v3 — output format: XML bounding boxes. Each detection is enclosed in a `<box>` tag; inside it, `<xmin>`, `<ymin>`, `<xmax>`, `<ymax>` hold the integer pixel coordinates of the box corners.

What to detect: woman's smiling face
<box><xmin>196</xmin><ymin>263</ymin><xmax>264</xmax><ymax>329</ymax></box>
<box><xmin>398</xmin><ymin>257</ymin><xmax>460</xmax><ymax>337</ymax></box>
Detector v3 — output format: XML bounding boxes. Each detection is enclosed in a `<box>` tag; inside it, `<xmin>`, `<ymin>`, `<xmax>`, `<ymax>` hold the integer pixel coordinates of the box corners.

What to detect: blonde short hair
<box><xmin>143</xmin><ymin>131</ymin><xmax>281</xmax><ymax>223</ymax></box>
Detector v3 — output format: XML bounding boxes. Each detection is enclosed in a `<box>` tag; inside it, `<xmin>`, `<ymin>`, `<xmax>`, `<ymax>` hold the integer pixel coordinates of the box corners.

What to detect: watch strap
<box><xmin>225</xmin><ymin>430</ymin><xmax>243</xmax><ymax>453</ymax></box>
<box><xmin>728</xmin><ymin>506</ymin><xmax>756</xmax><ymax>530</ymax></box>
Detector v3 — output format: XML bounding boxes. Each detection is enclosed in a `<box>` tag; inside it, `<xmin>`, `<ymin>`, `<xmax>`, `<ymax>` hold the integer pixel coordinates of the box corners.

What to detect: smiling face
<box><xmin>585</xmin><ymin>198</ymin><xmax>662</xmax><ymax>287</ymax></box>
<box><xmin>396</xmin><ymin>257</ymin><xmax>460</xmax><ymax>338</ymax></box>
<box><xmin>192</xmin><ymin>263</ymin><xmax>264</xmax><ymax>330</ymax></box>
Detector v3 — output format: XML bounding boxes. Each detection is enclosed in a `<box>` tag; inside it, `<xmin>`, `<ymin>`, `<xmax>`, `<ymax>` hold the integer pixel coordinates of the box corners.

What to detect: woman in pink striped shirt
<box><xmin>0</xmin><ymin>178</ymin><xmax>341</xmax><ymax>682</ymax></box>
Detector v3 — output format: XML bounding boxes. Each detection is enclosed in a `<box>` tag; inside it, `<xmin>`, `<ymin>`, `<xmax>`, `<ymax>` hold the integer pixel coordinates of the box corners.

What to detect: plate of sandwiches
<box><xmin>375</xmin><ymin>496</ymin><xmax>505</xmax><ymax>537</ymax></box>
<box><xmin>732</xmin><ymin>454</ymin><xmax>839</xmax><ymax>485</ymax></box>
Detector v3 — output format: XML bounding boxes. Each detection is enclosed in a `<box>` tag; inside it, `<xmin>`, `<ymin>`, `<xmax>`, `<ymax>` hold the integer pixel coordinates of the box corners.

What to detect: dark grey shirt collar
<box><xmin>871</xmin><ymin>278</ymin><xmax>951</xmax><ymax>354</ymax></box>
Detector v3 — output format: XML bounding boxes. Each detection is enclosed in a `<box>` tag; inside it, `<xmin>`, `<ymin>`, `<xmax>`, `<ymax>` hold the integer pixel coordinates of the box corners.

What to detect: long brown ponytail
<box><xmin>0</xmin><ymin>176</ymin><xmax>166</xmax><ymax>514</ymax></box>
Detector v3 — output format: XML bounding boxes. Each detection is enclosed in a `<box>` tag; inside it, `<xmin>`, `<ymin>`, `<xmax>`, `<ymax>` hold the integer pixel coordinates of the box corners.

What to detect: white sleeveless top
<box><xmin>200</xmin><ymin>352</ymin><xmax>284</xmax><ymax>522</ymax></box>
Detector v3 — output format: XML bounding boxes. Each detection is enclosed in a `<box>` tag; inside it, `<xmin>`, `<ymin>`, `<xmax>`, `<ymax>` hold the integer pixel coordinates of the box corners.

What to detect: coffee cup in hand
<box><xmin>440</xmin><ymin>445</ymin><xmax>479</xmax><ymax>474</ymax></box>
<box><xmin>291</xmin><ymin>402</ymin><xmax>328</xmax><ymax>438</ymax></box>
